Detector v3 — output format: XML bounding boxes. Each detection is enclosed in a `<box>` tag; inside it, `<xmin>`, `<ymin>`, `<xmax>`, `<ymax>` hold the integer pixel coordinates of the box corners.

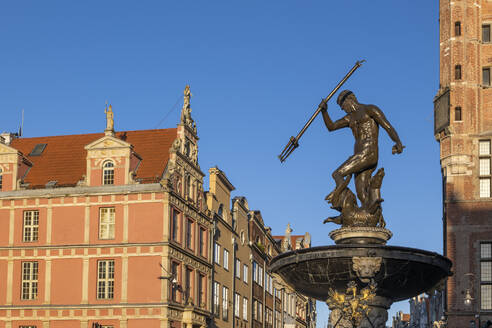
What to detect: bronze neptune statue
<box><xmin>321</xmin><ymin>90</ymin><xmax>404</xmax><ymax>227</ymax></box>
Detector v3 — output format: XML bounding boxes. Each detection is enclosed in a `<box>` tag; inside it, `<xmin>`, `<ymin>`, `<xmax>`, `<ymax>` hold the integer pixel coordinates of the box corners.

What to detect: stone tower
<box><xmin>436</xmin><ymin>1</ymin><xmax>492</xmax><ymax>326</ymax></box>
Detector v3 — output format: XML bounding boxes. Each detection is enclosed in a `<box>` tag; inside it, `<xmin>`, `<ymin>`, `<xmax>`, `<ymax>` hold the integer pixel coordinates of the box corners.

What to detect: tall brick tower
<box><xmin>437</xmin><ymin>1</ymin><xmax>492</xmax><ymax>327</ymax></box>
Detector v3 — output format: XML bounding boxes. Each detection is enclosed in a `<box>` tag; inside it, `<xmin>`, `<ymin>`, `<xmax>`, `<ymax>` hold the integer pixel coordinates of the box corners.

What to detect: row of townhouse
<box><xmin>0</xmin><ymin>87</ymin><xmax>316</xmax><ymax>328</ymax></box>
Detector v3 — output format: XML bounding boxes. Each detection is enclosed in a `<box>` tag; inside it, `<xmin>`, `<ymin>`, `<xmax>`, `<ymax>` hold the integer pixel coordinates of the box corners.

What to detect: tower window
<box><xmin>479</xmin><ymin>140</ymin><xmax>491</xmax><ymax>198</ymax></box>
<box><xmin>455</xmin><ymin>107</ymin><xmax>462</xmax><ymax>121</ymax></box>
<box><xmin>481</xmin><ymin>242</ymin><xmax>492</xmax><ymax>309</ymax></box>
<box><xmin>483</xmin><ymin>24</ymin><xmax>491</xmax><ymax>43</ymax></box>
<box><xmin>455</xmin><ymin>65</ymin><xmax>462</xmax><ymax>80</ymax></box>
<box><xmin>102</xmin><ymin>161</ymin><xmax>114</xmax><ymax>185</ymax></box>
<box><xmin>455</xmin><ymin>21</ymin><xmax>461</xmax><ymax>36</ymax></box>
<box><xmin>484</xmin><ymin>68</ymin><xmax>491</xmax><ymax>86</ymax></box>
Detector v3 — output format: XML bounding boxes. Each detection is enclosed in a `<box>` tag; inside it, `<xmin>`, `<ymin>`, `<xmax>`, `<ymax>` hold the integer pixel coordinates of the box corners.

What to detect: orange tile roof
<box><xmin>10</xmin><ymin>129</ymin><xmax>177</xmax><ymax>189</ymax></box>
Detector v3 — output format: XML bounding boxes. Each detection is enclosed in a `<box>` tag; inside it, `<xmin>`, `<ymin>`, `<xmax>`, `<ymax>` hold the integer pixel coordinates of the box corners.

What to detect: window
<box><xmin>455</xmin><ymin>21</ymin><xmax>461</xmax><ymax>36</ymax></box>
<box><xmin>484</xmin><ymin>67</ymin><xmax>491</xmax><ymax>86</ymax></box>
<box><xmin>455</xmin><ymin>106</ymin><xmax>462</xmax><ymax>121</ymax></box>
<box><xmin>266</xmin><ymin>308</ymin><xmax>273</xmax><ymax>326</ymax></box>
<box><xmin>102</xmin><ymin>161</ymin><xmax>114</xmax><ymax>185</ymax></box>
<box><xmin>243</xmin><ymin>297</ymin><xmax>248</xmax><ymax>321</ymax></box>
<box><xmin>223</xmin><ymin>249</ymin><xmax>229</xmax><ymax>270</ymax></box>
<box><xmin>234</xmin><ymin>293</ymin><xmax>241</xmax><ymax>317</ymax></box>
<box><xmin>266</xmin><ymin>274</ymin><xmax>273</xmax><ymax>294</ymax></box>
<box><xmin>213</xmin><ymin>281</ymin><xmax>220</xmax><ymax>315</ymax></box>
<box><xmin>455</xmin><ymin>65</ymin><xmax>462</xmax><ymax>80</ymax></box>
<box><xmin>185</xmin><ymin>218</ymin><xmax>194</xmax><ymax>249</ymax></box>
<box><xmin>253</xmin><ymin>300</ymin><xmax>263</xmax><ymax>322</ymax></box>
<box><xmin>0</xmin><ymin>168</ymin><xmax>2</xmax><ymax>190</ymax></box>
<box><xmin>171</xmin><ymin>262</ymin><xmax>179</xmax><ymax>302</ymax></box>
<box><xmin>97</xmin><ymin>260</ymin><xmax>114</xmax><ymax>299</ymax></box>
<box><xmin>276</xmin><ymin>310</ymin><xmax>282</xmax><ymax>328</ymax></box>
<box><xmin>243</xmin><ymin>264</ymin><xmax>248</xmax><ymax>283</ymax></box>
<box><xmin>23</xmin><ymin>210</ymin><xmax>39</xmax><ymax>242</ymax></box>
<box><xmin>171</xmin><ymin>208</ymin><xmax>180</xmax><ymax>242</ymax></box>
<box><xmin>198</xmin><ymin>273</ymin><xmax>206</xmax><ymax>308</ymax></box>
<box><xmin>484</xmin><ymin>24</ymin><xmax>491</xmax><ymax>43</ymax></box>
<box><xmin>253</xmin><ymin>261</ymin><xmax>258</xmax><ymax>283</ymax></box>
<box><xmin>222</xmin><ymin>286</ymin><xmax>229</xmax><ymax>320</ymax></box>
<box><xmin>479</xmin><ymin>140</ymin><xmax>491</xmax><ymax>198</ymax></box>
<box><xmin>185</xmin><ymin>267</ymin><xmax>193</xmax><ymax>302</ymax></box>
<box><xmin>199</xmin><ymin>227</ymin><xmax>206</xmax><ymax>257</ymax></box>
<box><xmin>214</xmin><ymin>243</ymin><xmax>221</xmax><ymax>265</ymax></box>
<box><xmin>235</xmin><ymin>259</ymin><xmax>241</xmax><ymax>279</ymax></box>
<box><xmin>258</xmin><ymin>265</ymin><xmax>263</xmax><ymax>287</ymax></box>
<box><xmin>21</xmin><ymin>261</ymin><xmax>38</xmax><ymax>300</ymax></box>
<box><xmin>481</xmin><ymin>242</ymin><xmax>492</xmax><ymax>310</ymax></box>
<box><xmin>218</xmin><ymin>204</ymin><xmax>224</xmax><ymax>217</ymax></box>
<box><xmin>99</xmin><ymin>208</ymin><xmax>115</xmax><ymax>239</ymax></box>
<box><xmin>20</xmin><ymin>326</ymin><xmax>37</xmax><ymax>328</ymax></box>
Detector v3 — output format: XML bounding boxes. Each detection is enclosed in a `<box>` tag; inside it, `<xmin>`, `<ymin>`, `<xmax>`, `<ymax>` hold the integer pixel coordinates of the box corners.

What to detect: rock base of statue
<box><xmin>329</xmin><ymin>227</ymin><xmax>392</xmax><ymax>245</ymax></box>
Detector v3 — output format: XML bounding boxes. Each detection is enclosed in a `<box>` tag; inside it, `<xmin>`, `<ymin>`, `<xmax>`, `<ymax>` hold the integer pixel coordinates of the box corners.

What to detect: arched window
<box><xmin>102</xmin><ymin>161</ymin><xmax>115</xmax><ymax>185</ymax></box>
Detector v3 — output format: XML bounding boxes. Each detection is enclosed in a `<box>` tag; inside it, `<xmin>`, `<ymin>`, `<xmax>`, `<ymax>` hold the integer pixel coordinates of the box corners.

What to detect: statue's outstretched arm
<box><xmin>321</xmin><ymin>103</ymin><xmax>349</xmax><ymax>131</ymax></box>
<box><xmin>368</xmin><ymin>106</ymin><xmax>404</xmax><ymax>154</ymax></box>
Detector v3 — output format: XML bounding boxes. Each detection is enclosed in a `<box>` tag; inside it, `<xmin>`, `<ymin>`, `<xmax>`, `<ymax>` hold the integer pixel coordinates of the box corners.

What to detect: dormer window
<box><xmin>102</xmin><ymin>161</ymin><xmax>115</xmax><ymax>185</ymax></box>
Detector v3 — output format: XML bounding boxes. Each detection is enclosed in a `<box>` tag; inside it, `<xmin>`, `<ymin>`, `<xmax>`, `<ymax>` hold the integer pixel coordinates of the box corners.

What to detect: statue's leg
<box><xmin>355</xmin><ymin>168</ymin><xmax>375</xmax><ymax>207</ymax></box>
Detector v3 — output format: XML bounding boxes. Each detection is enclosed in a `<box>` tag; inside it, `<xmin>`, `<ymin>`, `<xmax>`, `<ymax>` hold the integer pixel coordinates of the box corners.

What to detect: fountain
<box><xmin>273</xmin><ymin>65</ymin><xmax>452</xmax><ymax>327</ymax></box>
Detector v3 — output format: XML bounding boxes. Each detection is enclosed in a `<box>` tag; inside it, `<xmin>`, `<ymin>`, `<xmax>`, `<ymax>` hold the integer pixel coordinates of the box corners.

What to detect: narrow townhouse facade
<box><xmin>436</xmin><ymin>1</ymin><xmax>492</xmax><ymax>327</ymax></box>
<box><xmin>0</xmin><ymin>87</ymin><xmax>212</xmax><ymax>328</ymax></box>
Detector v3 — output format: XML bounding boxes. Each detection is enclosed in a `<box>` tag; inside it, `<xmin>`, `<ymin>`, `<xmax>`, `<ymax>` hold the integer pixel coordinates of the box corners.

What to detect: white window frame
<box><xmin>235</xmin><ymin>259</ymin><xmax>241</xmax><ymax>279</ymax></box>
<box><xmin>97</xmin><ymin>260</ymin><xmax>115</xmax><ymax>299</ymax></box>
<box><xmin>243</xmin><ymin>264</ymin><xmax>248</xmax><ymax>283</ymax></box>
<box><xmin>99</xmin><ymin>207</ymin><xmax>115</xmax><ymax>239</ymax></box>
<box><xmin>253</xmin><ymin>261</ymin><xmax>258</xmax><ymax>283</ymax></box>
<box><xmin>21</xmin><ymin>261</ymin><xmax>38</xmax><ymax>300</ymax></box>
<box><xmin>234</xmin><ymin>292</ymin><xmax>241</xmax><ymax>317</ymax></box>
<box><xmin>102</xmin><ymin>160</ymin><xmax>115</xmax><ymax>185</ymax></box>
<box><xmin>223</xmin><ymin>249</ymin><xmax>229</xmax><ymax>270</ymax></box>
<box><xmin>214</xmin><ymin>243</ymin><xmax>221</xmax><ymax>265</ymax></box>
<box><xmin>23</xmin><ymin>210</ymin><xmax>39</xmax><ymax>242</ymax></box>
<box><xmin>213</xmin><ymin>281</ymin><xmax>220</xmax><ymax>316</ymax></box>
<box><xmin>222</xmin><ymin>286</ymin><xmax>229</xmax><ymax>320</ymax></box>
<box><xmin>243</xmin><ymin>297</ymin><xmax>248</xmax><ymax>321</ymax></box>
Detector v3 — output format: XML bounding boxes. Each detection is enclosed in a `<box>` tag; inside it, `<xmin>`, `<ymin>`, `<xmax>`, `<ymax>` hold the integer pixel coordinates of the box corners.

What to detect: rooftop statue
<box><xmin>105</xmin><ymin>103</ymin><xmax>114</xmax><ymax>135</ymax></box>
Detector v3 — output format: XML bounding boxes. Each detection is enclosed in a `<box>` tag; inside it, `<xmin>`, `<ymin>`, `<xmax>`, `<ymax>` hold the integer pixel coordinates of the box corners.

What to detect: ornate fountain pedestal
<box><xmin>270</xmin><ymin>229</ymin><xmax>452</xmax><ymax>328</ymax></box>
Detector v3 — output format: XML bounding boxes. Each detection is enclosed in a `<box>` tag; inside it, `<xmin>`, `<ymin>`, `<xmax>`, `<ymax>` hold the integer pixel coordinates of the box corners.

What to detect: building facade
<box><xmin>0</xmin><ymin>88</ymin><xmax>212</xmax><ymax>328</ymax></box>
<box><xmin>0</xmin><ymin>87</ymin><xmax>316</xmax><ymax>328</ymax></box>
<box><xmin>436</xmin><ymin>1</ymin><xmax>492</xmax><ymax>327</ymax></box>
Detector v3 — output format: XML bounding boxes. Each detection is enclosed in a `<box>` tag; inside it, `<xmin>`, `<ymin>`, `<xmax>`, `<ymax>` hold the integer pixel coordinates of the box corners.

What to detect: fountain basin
<box><xmin>269</xmin><ymin>244</ymin><xmax>452</xmax><ymax>302</ymax></box>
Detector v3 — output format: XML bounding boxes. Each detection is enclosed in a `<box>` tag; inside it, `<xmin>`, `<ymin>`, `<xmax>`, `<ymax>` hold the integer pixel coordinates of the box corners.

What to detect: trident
<box><xmin>278</xmin><ymin>60</ymin><xmax>366</xmax><ymax>163</ymax></box>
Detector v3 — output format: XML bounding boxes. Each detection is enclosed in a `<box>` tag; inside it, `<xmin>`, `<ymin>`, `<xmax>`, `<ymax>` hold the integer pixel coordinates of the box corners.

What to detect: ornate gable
<box><xmin>83</xmin><ymin>107</ymin><xmax>140</xmax><ymax>186</ymax></box>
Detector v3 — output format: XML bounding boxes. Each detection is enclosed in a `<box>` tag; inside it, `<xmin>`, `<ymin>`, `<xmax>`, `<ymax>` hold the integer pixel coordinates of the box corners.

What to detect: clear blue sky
<box><xmin>0</xmin><ymin>1</ymin><xmax>440</xmax><ymax>324</ymax></box>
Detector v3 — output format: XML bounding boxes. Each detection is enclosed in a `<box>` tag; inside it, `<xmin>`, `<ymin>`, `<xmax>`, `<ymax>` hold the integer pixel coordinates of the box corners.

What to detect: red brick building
<box><xmin>436</xmin><ymin>1</ymin><xmax>492</xmax><ymax>327</ymax></box>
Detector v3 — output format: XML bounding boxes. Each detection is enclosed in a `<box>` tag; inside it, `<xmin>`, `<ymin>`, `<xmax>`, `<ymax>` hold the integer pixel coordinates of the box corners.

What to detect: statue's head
<box><xmin>337</xmin><ymin>90</ymin><xmax>357</xmax><ymax>113</ymax></box>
